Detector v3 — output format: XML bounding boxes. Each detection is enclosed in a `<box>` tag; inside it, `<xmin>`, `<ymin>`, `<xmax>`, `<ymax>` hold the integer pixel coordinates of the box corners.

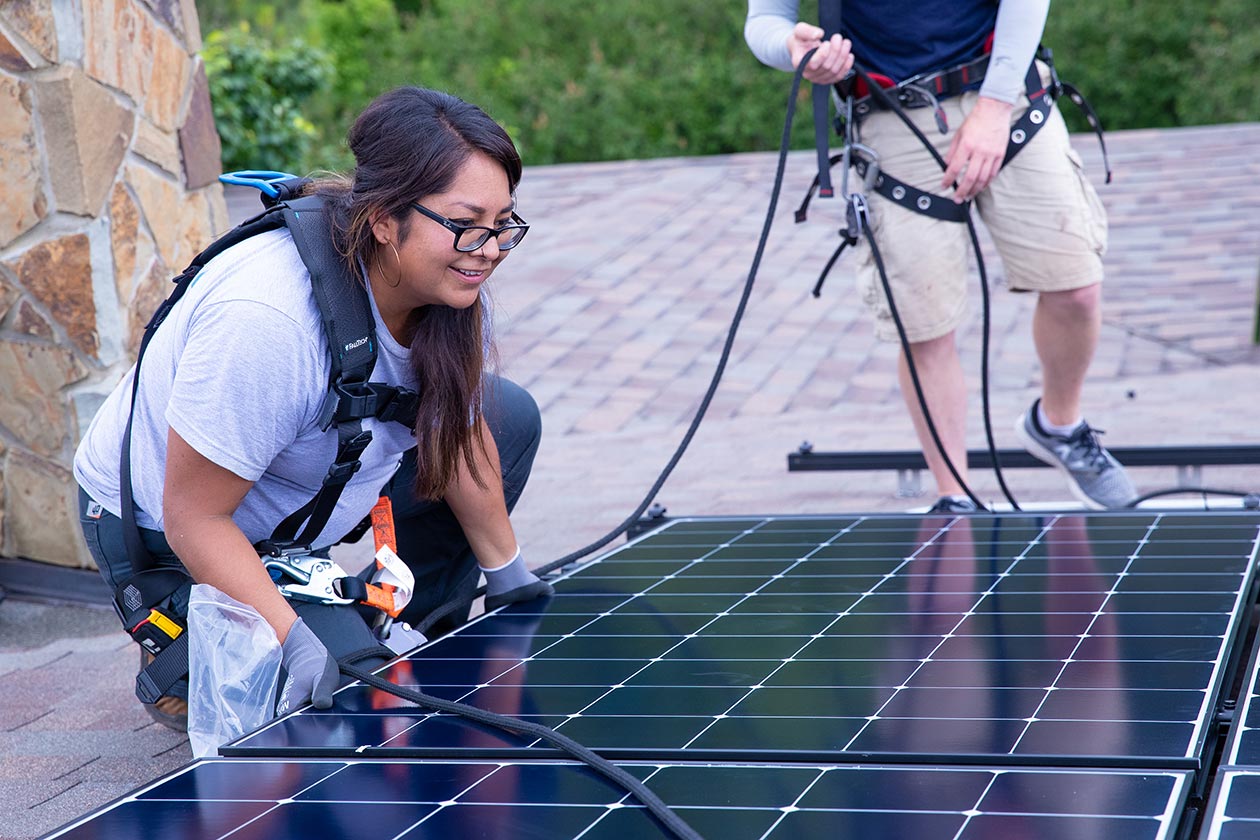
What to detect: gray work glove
<box><xmin>483</xmin><ymin>548</ymin><xmax>554</xmax><ymax>611</ymax></box>
<box><xmin>276</xmin><ymin>617</ymin><xmax>339</xmax><ymax>716</ymax></box>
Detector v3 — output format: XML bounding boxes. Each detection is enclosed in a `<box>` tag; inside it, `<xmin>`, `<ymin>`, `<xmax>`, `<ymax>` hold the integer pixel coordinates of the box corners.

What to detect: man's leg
<box><xmin>1015</xmin><ymin>282</ymin><xmax>1135</xmax><ymax>508</ymax></box>
<box><xmin>1033</xmin><ymin>283</ymin><xmax>1101</xmax><ymax>426</ymax></box>
<box><xmin>897</xmin><ymin>331</ymin><xmax>970</xmax><ymax>499</ymax></box>
<box><xmin>390</xmin><ymin>376</ymin><xmax>542</xmax><ymax>634</ymax></box>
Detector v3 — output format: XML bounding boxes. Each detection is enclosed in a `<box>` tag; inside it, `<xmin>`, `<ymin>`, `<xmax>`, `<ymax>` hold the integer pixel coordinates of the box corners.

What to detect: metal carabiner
<box><xmin>264</xmin><ymin>553</ymin><xmax>355</xmax><ymax>605</ymax></box>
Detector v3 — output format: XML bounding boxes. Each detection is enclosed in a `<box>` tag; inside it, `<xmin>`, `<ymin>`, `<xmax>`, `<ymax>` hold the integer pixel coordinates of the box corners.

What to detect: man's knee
<box><xmin>1040</xmin><ymin>283</ymin><xmax>1101</xmax><ymax>319</ymax></box>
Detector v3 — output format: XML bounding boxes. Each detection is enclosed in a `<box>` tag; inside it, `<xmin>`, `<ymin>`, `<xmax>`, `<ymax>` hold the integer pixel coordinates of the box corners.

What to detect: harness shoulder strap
<box><xmin>121</xmin><ymin>207</ymin><xmax>291</xmax><ymax>572</ymax></box>
<box><xmin>282</xmin><ymin>195</ymin><xmax>377</xmax><ymax>393</ymax></box>
<box><xmin>266</xmin><ymin>196</ymin><xmax>419</xmax><ymax>549</ymax></box>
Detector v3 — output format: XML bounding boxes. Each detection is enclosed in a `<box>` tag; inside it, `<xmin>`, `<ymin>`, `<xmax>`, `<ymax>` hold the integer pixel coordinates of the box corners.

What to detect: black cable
<box><xmin>338</xmin><ymin>663</ymin><xmax>703</xmax><ymax>840</ymax></box>
<box><xmin>862</xmin><ymin>226</ymin><xmax>985</xmax><ymax>508</ymax></box>
<box><xmin>414</xmin><ymin>51</ymin><xmax>820</xmax><ymax>636</ymax></box>
<box><xmin>1125</xmin><ymin>487</ymin><xmax>1260</xmax><ymax>509</ymax></box>
<box><xmin>855</xmin><ymin>67</ymin><xmax>1021</xmax><ymax>511</ymax></box>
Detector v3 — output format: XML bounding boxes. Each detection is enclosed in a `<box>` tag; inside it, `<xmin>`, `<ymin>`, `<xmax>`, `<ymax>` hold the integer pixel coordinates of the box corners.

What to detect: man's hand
<box><xmin>941</xmin><ymin>96</ymin><xmax>1014</xmax><ymax>202</ymax></box>
<box><xmin>787</xmin><ymin>22</ymin><xmax>853</xmax><ymax>85</ymax></box>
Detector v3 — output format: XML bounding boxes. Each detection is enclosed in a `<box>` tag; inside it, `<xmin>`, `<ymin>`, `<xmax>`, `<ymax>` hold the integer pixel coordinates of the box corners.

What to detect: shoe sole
<box><xmin>142</xmin><ymin>700</ymin><xmax>188</xmax><ymax>732</ymax></box>
<box><xmin>1014</xmin><ymin>415</ymin><xmax>1107</xmax><ymax>511</ymax></box>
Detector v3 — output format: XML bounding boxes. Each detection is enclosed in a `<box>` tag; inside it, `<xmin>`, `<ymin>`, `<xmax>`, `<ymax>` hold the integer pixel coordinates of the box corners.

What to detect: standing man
<box><xmin>745</xmin><ymin>1</ymin><xmax>1136</xmax><ymax>512</ymax></box>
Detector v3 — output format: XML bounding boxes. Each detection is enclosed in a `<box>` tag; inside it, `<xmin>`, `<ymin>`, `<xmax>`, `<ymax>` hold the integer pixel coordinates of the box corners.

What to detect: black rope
<box><xmin>338</xmin><ymin>663</ymin><xmax>703</xmax><ymax>840</ymax></box>
<box><xmin>414</xmin><ymin>51</ymin><xmax>821</xmax><ymax>636</ymax></box>
<box><xmin>855</xmin><ymin>66</ymin><xmax>1021</xmax><ymax>511</ymax></box>
<box><xmin>1125</xmin><ymin>487</ymin><xmax>1260</xmax><ymax>509</ymax></box>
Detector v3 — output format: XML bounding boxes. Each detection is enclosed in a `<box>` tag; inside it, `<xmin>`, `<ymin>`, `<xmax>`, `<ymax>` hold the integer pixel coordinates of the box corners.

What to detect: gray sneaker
<box><xmin>1015</xmin><ymin>399</ymin><xmax>1137</xmax><ymax>509</ymax></box>
<box><xmin>927</xmin><ymin>496</ymin><xmax>981</xmax><ymax>514</ymax></box>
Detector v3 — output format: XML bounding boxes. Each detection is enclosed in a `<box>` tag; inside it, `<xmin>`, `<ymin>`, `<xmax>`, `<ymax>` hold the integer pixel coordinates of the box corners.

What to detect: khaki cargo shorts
<box><xmin>851</xmin><ymin>65</ymin><xmax>1108</xmax><ymax>342</ymax></box>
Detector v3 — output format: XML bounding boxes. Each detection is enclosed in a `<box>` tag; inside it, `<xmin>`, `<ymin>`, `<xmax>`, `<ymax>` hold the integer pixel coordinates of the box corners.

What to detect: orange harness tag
<box><xmin>367</xmin><ymin>496</ymin><xmax>412</xmax><ymax>617</ymax></box>
<box><xmin>370</xmin><ymin>495</ymin><xmax>397</xmax><ymax>554</ymax></box>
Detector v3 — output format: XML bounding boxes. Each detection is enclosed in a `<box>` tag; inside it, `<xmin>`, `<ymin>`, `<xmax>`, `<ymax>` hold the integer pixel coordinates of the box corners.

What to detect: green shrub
<box><xmin>200</xmin><ymin>1</ymin><xmax>1259</xmax><ymax>170</ymax></box>
<box><xmin>391</xmin><ymin>0</ymin><xmax>809</xmax><ymax>164</ymax></box>
<box><xmin>202</xmin><ymin>23</ymin><xmax>332</xmax><ymax>173</ymax></box>
<box><xmin>1044</xmin><ymin>0</ymin><xmax>1260</xmax><ymax>132</ymax></box>
<box><xmin>298</xmin><ymin>0</ymin><xmax>410</xmax><ymax>170</ymax></box>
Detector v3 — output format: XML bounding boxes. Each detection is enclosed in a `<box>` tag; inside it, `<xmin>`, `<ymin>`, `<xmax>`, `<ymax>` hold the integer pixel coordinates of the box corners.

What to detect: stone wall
<box><xmin>0</xmin><ymin>0</ymin><xmax>227</xmax><ymax>568</ymax></box>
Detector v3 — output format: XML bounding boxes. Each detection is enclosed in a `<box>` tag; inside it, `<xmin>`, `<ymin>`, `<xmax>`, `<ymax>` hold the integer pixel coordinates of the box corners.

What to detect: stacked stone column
<box><xmin>0</xmin><ymin>0</ymin><xmax>227</xmax><ymax>568</ymax></box>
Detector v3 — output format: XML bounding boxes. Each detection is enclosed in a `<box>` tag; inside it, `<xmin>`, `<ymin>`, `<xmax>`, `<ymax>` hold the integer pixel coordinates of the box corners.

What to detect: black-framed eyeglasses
<box><xmin>409</xmin><ymin>202</ymin><xmax>530</xmax><ymax>253</ymax></box>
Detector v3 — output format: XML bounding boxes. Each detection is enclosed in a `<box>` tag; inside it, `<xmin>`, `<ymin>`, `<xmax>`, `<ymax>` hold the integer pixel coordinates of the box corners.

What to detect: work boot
<box><xmin>139</xmin><ymin>650</ymin><xmax>188</xmax><ymax>732</ymax></box>
<box><xmin>1015</xmin><ymin>399</ymin><xmax>1137</xmax><ymax>509</ymax></box>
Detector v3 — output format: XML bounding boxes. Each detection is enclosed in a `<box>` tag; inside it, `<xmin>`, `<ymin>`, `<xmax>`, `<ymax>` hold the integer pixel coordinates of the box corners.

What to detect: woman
<box><xmin>73</xmin><ymin>87</ymin><xmax>551</xmax><ymax>729</ymax></box>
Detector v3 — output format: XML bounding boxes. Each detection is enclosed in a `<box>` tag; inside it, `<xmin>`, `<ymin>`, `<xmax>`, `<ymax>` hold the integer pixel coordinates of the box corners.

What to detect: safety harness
<box><xmin>800</xmin><ymin>34</ymin><xmax>1110</xmax><ymax>297</ymax></box>
<box><xmin>115</xmin><ymin>172</ymin><xmax>420</xmax><ymax>704</ymax></box>
<box><xmin>794</xmin><ymin>8</ymin><xmax>1114</xmax><ymax>510</ymax></box>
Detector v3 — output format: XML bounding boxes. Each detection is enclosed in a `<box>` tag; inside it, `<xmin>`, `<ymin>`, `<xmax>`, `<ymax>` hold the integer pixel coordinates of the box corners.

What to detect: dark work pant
<box><xmin>388</xmin><ymin>375</ymin><xmax>542</xmax><ymax>633</ymax></box>
<box><xmin>78</xmin><ymin>374</ymin><xmax>541</xmax><ymax>697</ymax></box>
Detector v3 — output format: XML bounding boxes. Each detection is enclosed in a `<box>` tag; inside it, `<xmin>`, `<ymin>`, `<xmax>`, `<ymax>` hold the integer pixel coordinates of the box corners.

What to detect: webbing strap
<box><xmin>1001</xmin><ymin>62</ymin><xmax>1055</xmax><ymax>168</ymax></box>
<box><xmin>812</xmin><ymin>0</ymin><xmax>845</xmax><ymax>200</ymax></box>
<box><xmin>856</xmin><ymin>155</ymin><xmax>971</xmax><ymax>222</ymax></box>
<box><xmin>135</xmin><ymin>633</ymin><xmax>189</xmax><ymax>704</ymax></box>
<box><xmin>120</xmin><ymin>210</ymin><xmax>288</xmax><ymax>572</ymax></box>
<box><xmin>265</xmin><ymin>196</ymin><xmax>391</xmax><ymax>549</ymax></box>
<box><xmin>270</xmin><ymin>422</ymin><xmax>374</xmax><ymax>546</ymax></box>
<box><xmin>281</xmin><ymin>196</ymin><xmax>377</xmax><ymax>388</ymax></box>
<box><xmin>1060</xmin><ymin>81</ymin><xmax>1112</xmax><ymax>183</ymax></box>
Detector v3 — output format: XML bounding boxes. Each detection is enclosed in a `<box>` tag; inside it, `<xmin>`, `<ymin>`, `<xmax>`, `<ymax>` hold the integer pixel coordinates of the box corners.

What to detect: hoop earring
<box><xmin>385</xmin><ymin>241</ymin><xmax>402</xmax><ymax>288</ymax></box>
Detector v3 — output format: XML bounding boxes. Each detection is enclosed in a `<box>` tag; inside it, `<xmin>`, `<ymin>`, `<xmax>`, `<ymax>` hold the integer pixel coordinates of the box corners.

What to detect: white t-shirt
<box><xmin>74</xmin><ymin>228</ymin><xmax>422</xmax><ymax>549</ymax></box>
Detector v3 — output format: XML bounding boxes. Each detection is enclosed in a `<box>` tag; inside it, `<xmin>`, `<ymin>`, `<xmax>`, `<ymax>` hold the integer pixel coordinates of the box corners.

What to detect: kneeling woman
<box><xmin>73</xmin><ymin>87</ymin><xmax>550</xmax><ymax>728</ymax></box>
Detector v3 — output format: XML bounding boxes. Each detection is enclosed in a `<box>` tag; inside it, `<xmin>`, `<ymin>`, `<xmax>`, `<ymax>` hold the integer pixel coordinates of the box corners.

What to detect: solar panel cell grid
<box><xmin>227</xmin><ymin>512</ymin><xmax>1259</xmax><ymax>767</ymax></box>
<box><xmin>48</xmin><ymin>760</ymin><xmax>1192</xmax><ymax>840</ymax></box>
<box><xmin>54</xmin><ymin>510</ymin><xmax>1260</xmax><ymax>838</ymax></box>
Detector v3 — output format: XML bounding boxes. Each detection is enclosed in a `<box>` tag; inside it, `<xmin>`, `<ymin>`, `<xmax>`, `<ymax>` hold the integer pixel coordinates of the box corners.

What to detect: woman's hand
<box><xmin>276</xmin><ymin>617</ymin><xmax>339</xmax><ymax>714</ymax></box>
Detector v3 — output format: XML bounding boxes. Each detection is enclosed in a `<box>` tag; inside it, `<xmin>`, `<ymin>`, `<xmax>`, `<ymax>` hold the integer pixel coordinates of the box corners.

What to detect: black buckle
<box><xmin>326</xmin><ymin>459</ymin><xmax>363</xmax><ymax>483</ymax></box>
<box><xmin>376</xmin><ymin>388</ymin><xmax>420</xmax><ymax>430</ymax></box>
<box><xmin>319</xmin><ymin>380</ymin><xmax>380</xmax><ymax>430</ymax></box>
<box><xmin>255</xmin><ymin>539</ymin><xmax>313</xmax><ymax>558</ymax></box>
<box><xmin>1038</xmin><ymin>46</ymin><xmax>1063</xmax><ymax>99</ymax></box>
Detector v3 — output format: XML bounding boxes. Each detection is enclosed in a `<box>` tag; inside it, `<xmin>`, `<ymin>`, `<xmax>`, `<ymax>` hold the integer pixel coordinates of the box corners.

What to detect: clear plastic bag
<box><xmin>186</xmin><ymin>584</ymin><xmax>282</xmax><ymax>758</ymax></box>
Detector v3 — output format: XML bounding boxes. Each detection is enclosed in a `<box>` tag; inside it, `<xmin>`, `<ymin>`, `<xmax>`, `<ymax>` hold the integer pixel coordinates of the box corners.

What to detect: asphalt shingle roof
<box><xmin>3</xmin><ymin>121</ymin><xmax>1259</xmax><ymax>838</ymax></box>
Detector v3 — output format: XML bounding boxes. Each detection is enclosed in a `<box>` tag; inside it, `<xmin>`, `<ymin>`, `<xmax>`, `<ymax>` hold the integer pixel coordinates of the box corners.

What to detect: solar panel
<box><xmin>1200</xmin><ymin>770</ymin><xmax>1260</xmax><ymax>840</ymax></box>
<box><xmin>1220</xmin><ymin>612</ymin><xmax>1260</xmax><ymax>769</ymax></box>
<box><xmin>226</xmin><ymin>512</ymin><xmax>1260</xmax><ymax>768</ymax></box>
<box><xmin>46</xmin><ymin>758</ymin><xmax>1193</xmax><ymax>840</ymax></box>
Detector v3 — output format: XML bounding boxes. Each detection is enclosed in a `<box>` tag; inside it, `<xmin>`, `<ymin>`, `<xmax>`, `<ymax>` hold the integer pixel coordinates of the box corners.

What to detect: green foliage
<box><xmin>202</xmin><ymin>23</ymin><xmax>333</xmax><ymax>173</ymax></box>
<box><xmin>199</xmin><ymin>0</ymin><xmax>1260</xmax><ymax>171</ymax></box>
<box><xmin>1044</xmin><ymin>0</ymin><xmax>1260</xmax><ymax>132</ymax></box>
<box><xmin>391</xmin><ymin>1</ymin><xmax>808</xmax><ymax>163</ymax></box>
<box><xmin>299</xmin><ymin>0</ymin><xmax>408</xmax><ymax>170</ymax></box>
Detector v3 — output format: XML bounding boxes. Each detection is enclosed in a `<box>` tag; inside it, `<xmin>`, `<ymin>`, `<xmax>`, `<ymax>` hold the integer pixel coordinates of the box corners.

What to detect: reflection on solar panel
<box><xmin>229</xmin><ymin>513</ymin><xmax>1259</xmax><ymax>768</ymax></box>
<box><xmin>48</xmin><ymin>758</ymin><xmax>1193</xmax><ymax>840</ymax></box>
<box><xmin>48</xmin><ymin>511</ymin><xmax>1260</xmax><ymax>838</ymax></box>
